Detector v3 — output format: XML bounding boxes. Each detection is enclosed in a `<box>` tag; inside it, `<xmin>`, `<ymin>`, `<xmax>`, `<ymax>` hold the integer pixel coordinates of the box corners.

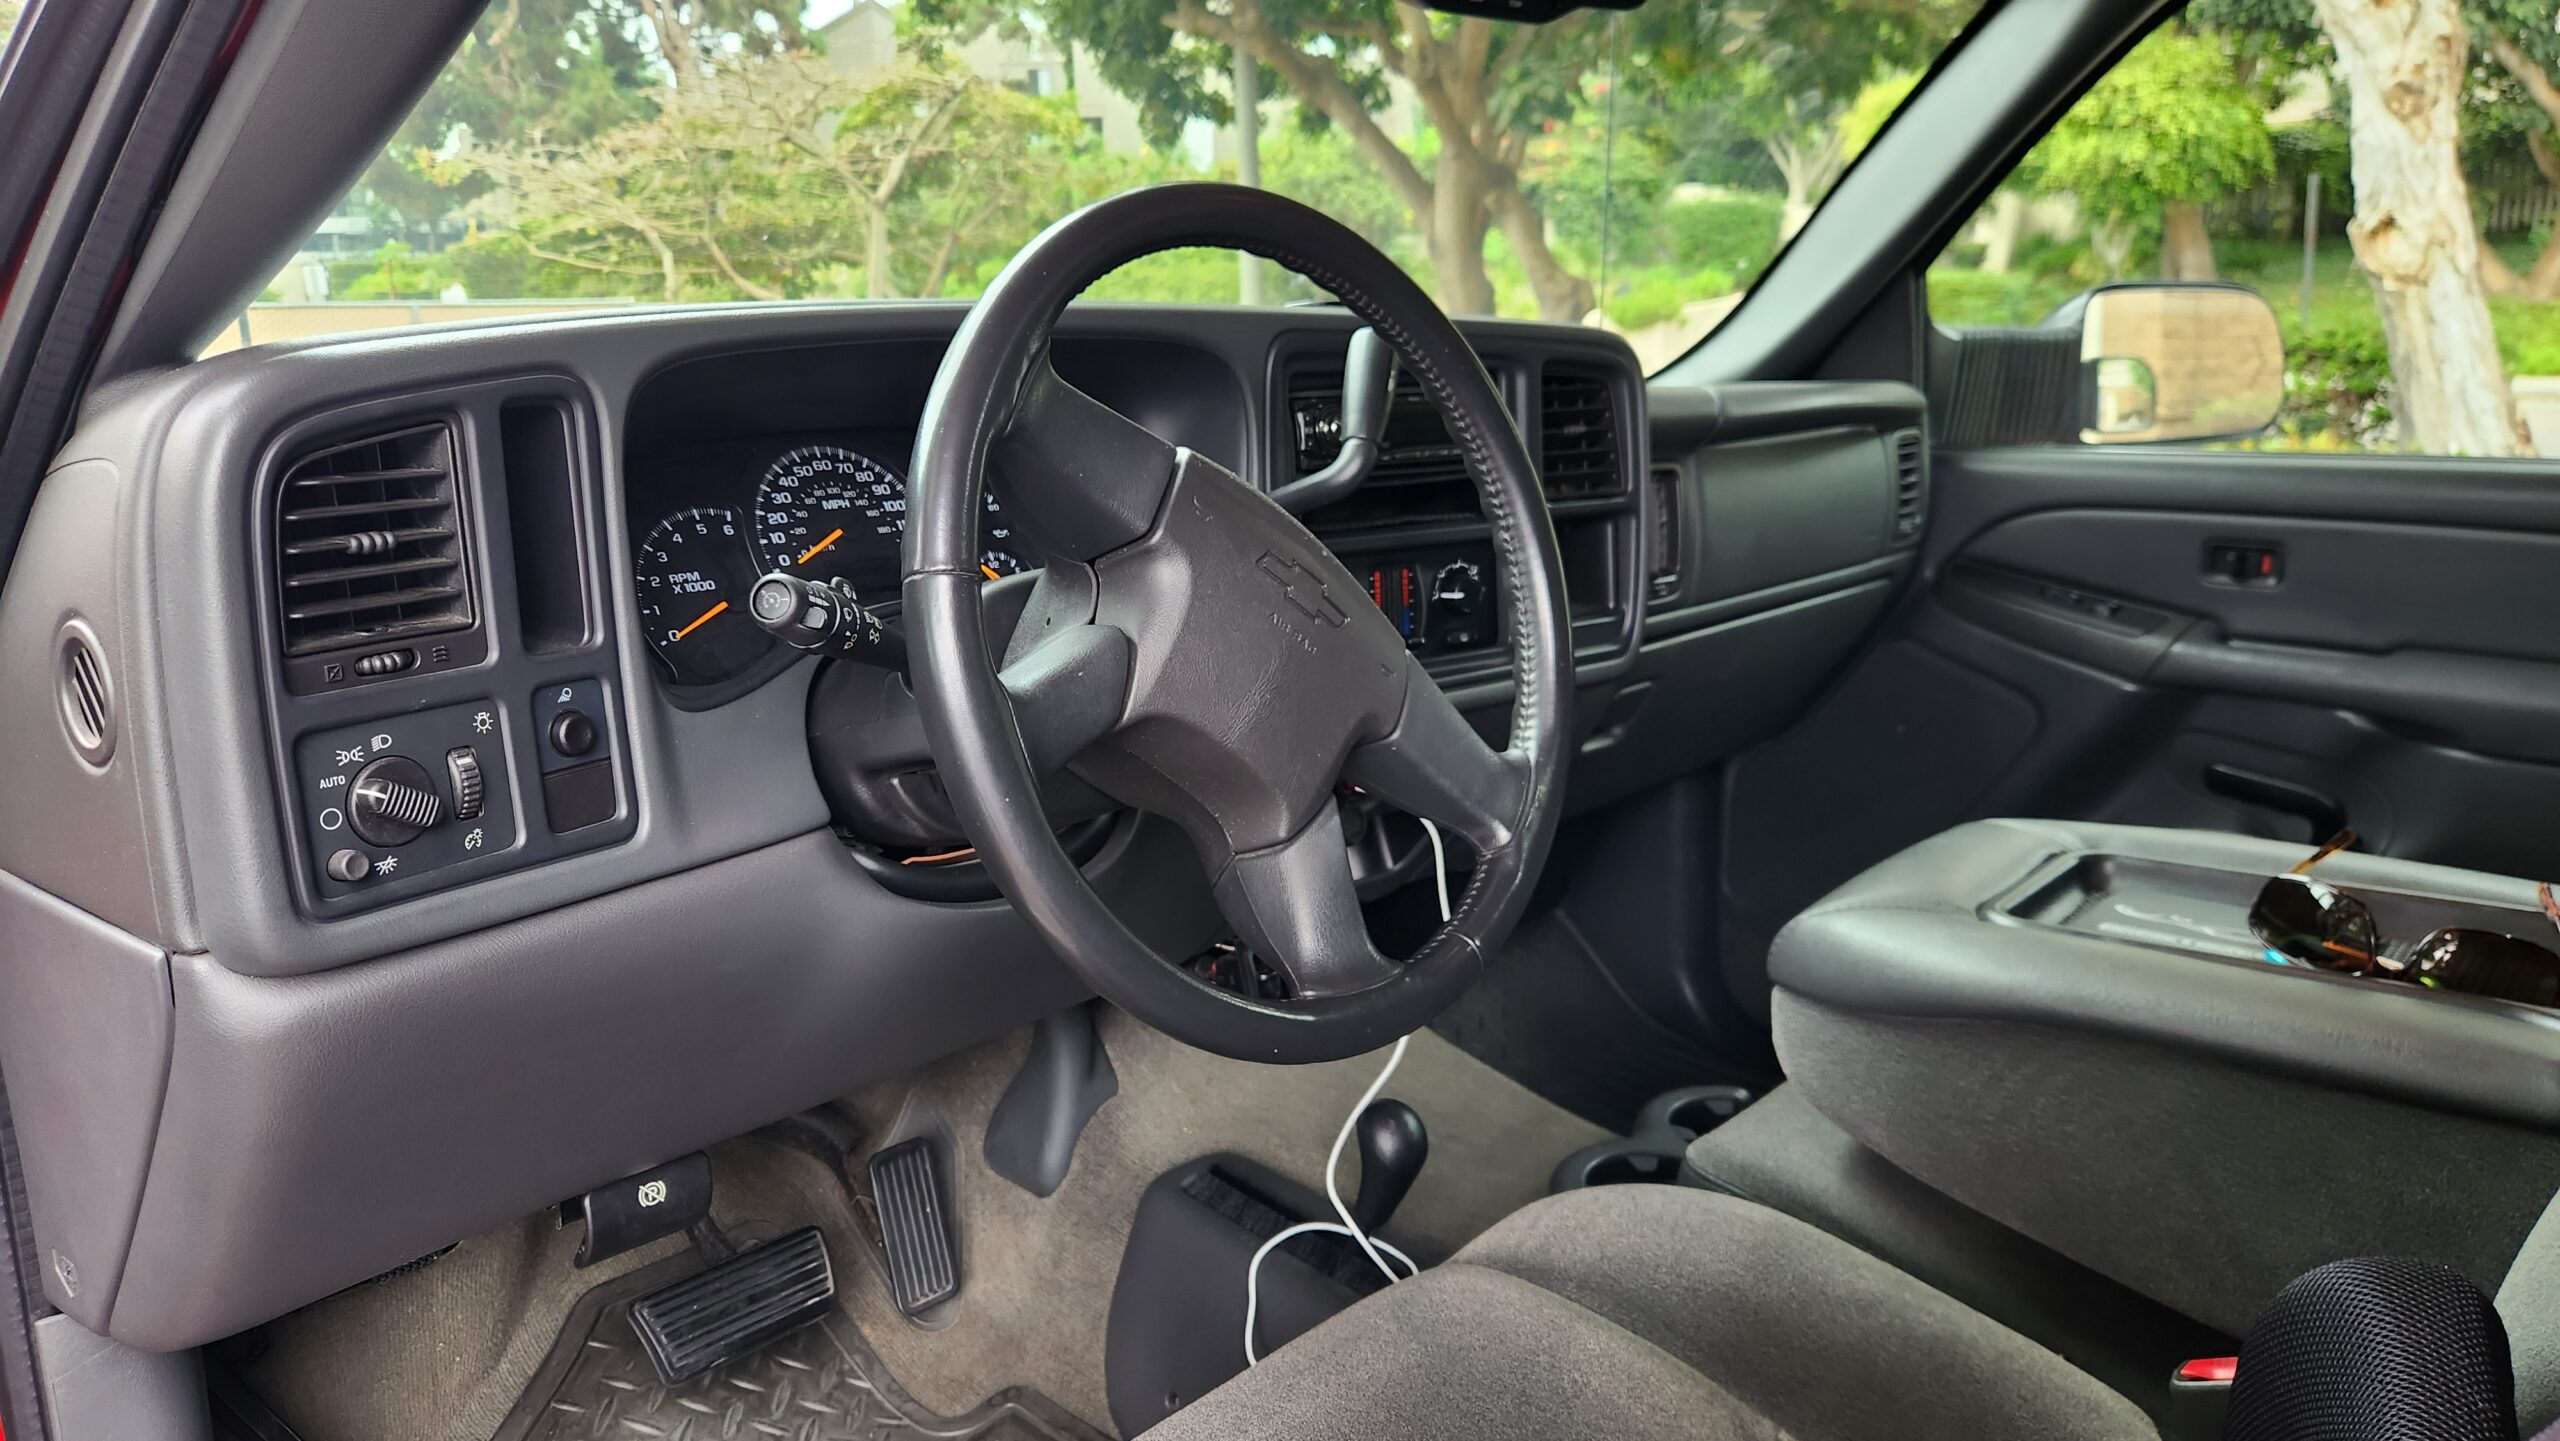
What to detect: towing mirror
<box><xmin>2058</xmin><ymin>283</ymin><xmax>2284</xmax><ymax>445</ymax></box>
<box><xmin>1937</xmin><ymin>281</ymin><xmax>2284</xmax><ymax>447</ymax></box>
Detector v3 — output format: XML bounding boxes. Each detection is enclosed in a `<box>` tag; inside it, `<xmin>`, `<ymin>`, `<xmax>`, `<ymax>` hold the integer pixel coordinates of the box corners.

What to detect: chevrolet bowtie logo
<box><xmin>1258</xmin><ymin>551</ymin><xmax>1350</xmax><ymax>628</ymax></box>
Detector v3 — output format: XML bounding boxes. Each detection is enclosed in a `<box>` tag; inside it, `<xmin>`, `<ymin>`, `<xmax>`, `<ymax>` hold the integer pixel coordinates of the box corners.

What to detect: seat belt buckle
<box><xmin>2168</xmin><ymin>1356</ymin><xmax>2236</xmax><ymax>1437</ymax></box>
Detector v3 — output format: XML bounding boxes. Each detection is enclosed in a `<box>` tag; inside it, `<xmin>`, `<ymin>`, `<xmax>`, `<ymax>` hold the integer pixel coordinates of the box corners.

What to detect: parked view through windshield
<box><xmin>218</xmin><ymin>0</ymin><xmax>1988</xmax><ymax>371</ymax></box>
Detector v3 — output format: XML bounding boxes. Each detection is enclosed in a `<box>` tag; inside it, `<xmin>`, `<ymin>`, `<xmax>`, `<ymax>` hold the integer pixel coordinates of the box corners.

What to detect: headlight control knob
<box><xmin>350</xmin><ymin>755</ymin><xmax>443</xmax><ymax>847</ymax></box>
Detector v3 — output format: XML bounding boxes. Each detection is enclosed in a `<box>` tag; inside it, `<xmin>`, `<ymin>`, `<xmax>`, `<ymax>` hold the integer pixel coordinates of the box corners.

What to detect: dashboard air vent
<box><xmin>1539</xmin><ymin>367</ymin><xmax>1623</xmax><ymax>498</ymax></box>
<box><xmin>274</xmin><ymin>423</ymin><xmax>473</xmax><ymax>658</ymax></box>
<box><xmin>56</xmin><ymin>620</ymin><xmax>114</xmax><ymax>767</ymax></box>
<box><xmin>1890</xmin><ymin>428</ymin><xmax>1927</xmax><ymax>544</ymax></box>
<box><xmin>1648</xmin><ymin>465</ymin><xmax>1682</xmax><ymax>604</ymax></box>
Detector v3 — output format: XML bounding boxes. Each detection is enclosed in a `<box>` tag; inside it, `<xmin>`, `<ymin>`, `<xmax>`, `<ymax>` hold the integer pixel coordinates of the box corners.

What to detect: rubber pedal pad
<box><xmin>628</xmin><ymin>1225</ymin><xmax>834</xmax><ymax>1384</ymax></box>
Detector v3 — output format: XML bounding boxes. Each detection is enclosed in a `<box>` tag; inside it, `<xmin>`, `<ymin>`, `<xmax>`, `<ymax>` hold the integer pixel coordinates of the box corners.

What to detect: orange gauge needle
<box><xmin>980</xmin><ymin>562</ymin><xmax>1002</xmax><ymax>581</ymax></box>
<box><xmin>673</xmin><ymin>600</ymin><xmax>729</xmax><ymax>641</ymax></box>
<box><xmin>797</xmin><ymin>528</ymin><xmax>845</xmax><ymax>565</ymax></box>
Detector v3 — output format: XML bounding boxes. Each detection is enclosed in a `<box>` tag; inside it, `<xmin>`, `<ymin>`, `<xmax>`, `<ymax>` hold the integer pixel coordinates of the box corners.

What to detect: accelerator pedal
<box><xmin>871</xmin><ymin>1136</ymin><xmax>961</xmax><ymax>1315</ymax></box>
<box><xmin>628</xmin><ymin>1225</ymin><xmax>834</xmax><ymax>1385</ymax></box>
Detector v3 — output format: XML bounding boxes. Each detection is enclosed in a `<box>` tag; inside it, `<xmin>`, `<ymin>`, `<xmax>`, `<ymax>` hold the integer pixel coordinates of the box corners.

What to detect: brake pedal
<box><xmin>870</xmin><ymin>1136</ymin><xmax>960</xmax><ymax>1315</ymax></box>
<box><xmin>628</xmin><ymin>1225</ymin><xmax>834</xmax><ymax>1384</ymax></box>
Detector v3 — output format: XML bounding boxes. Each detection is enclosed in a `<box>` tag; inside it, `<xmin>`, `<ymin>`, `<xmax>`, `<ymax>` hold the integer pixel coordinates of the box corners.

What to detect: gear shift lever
<box><xmin>1350</xmin><ymin>1098</ymin><xmax>1428</xmax><ymax>1233</ymax></box>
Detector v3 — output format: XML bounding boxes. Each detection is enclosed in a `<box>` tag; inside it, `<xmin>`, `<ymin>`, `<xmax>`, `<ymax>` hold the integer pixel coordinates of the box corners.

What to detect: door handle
<box><xmin>2202</xmin><ymin>763</ymin><xmax>2345</xmax><ymax>844</ymax></box>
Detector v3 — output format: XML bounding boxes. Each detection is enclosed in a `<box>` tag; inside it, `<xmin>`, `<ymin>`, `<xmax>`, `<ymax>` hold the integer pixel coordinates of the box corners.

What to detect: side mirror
<box><xmin>1937</xmin><ymin>282</ymin><xmax>2284</xmax><ymax>447</ymax></box>
<box><xmin>2058</xmin><ymin>283</ymin><xmax>2284</xmax><ymax>445</ymax></box>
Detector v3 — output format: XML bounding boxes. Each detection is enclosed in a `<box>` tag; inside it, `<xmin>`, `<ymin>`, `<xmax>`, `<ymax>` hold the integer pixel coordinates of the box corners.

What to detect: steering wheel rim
<box><xmin>904</xmin><ymin>184</ymin><xmax>1572</xmax><ymax>1064</ymax></box>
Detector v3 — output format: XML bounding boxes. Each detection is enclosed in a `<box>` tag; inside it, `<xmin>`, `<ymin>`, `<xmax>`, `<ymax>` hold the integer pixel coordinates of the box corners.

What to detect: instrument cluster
<box><xmin>628</xmin><ymin>431</ymin><xmax>1028</xmax><ymax>691</ymax></box>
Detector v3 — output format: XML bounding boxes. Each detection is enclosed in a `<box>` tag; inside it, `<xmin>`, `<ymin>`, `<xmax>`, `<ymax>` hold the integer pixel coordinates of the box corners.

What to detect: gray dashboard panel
<box><xmin>106</xmin><ymin>820</ymin><xmax>1215</xmax><ymax>1352</ymax></box>
<box><xmin>35</xmin><ymin>303</ymin><xmax>1638</xmax><ymax>975</ymax></box>
<box><xmin>0</xmin><ymin>870</ymin><xmax>173</xmax><ymax>1338</ymax></box>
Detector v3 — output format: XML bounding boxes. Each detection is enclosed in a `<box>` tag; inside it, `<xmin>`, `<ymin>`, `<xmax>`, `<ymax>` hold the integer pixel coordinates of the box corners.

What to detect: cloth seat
<box><xmin>1146</xmin><ymin>1184</ymin><xmax>2159</xmax><ymax>1440</ymax></box>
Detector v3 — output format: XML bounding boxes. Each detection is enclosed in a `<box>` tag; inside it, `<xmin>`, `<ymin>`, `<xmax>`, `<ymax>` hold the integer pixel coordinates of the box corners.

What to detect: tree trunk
<box><xmin>643</xmin><ymin>228</ymin><xmax>681</xmax><ymax>303</ymax></box>
<box><xmin>1428</xmin><ymin>151</ymin><xmax>1496</xmax><ymax>317</ymax></box>
<box><xmin>1768</xmin><ymin>127</ymin><xmax>1846</xmax><ymax>242</ymax></box>
<box><xmin>2313</xmin><ymin>0</ymin><xmax>2528</xmax><ymax>455</ymax></box>
<box><xmin>865</xmin><ymin>203</ymin><xmax>893</xmax><ymax>299</ymax></box>
<box><xmin>2090</xmin><ymin>221</ymin><xmax>2134</xmax><ymax>279</ymax></box>
<box><xmin>1981</xmin><ymin>190</ymin><xmax>2027</xmax><ymax>274</ymax></box>
<box><xmin>1489</xmin><ymin>178</ymin><xmax>1595</xmax><ymax>322</ymax></box>
<box><xmin>2158</xmin><ymin>200</ymin><xmax>2218</xmax><ymax>280</ymax></box>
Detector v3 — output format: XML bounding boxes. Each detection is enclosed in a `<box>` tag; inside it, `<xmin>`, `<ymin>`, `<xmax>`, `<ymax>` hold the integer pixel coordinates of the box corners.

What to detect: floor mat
<box><xmin>494</xmin><ymin>1245</ymin><xmax>1103</xmax><ymax>1441</ymax></box>
<box><xmin>238</xmin><ymin>1009</ymin><xmax>1609</xmax><ymax>1441</ymax></box>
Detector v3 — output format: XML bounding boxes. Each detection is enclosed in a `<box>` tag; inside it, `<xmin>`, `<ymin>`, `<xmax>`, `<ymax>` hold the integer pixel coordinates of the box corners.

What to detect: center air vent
<box><xmin>1890</xmin><ymin>428</ymin><xmax>1927</xmax><ymax>544</ymax></box>
<box><xmin>274</xmin><ymin>423</ymin><xmax>474</xmax><ymax>663</ymax></box>
<box><xmin>1539</xmin><ymin>367</ymin><xmax>1623</xmax><ymax>499</ymax></box>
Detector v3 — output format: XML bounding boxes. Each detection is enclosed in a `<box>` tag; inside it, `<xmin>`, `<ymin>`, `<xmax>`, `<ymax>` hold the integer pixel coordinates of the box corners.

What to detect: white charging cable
<box><xmin>1243</xmin><ymin>1222</ymin><xmax>1418</xmax><ymax>1366</ymax></box>
<box><xmin>1242</xmin><ymin>816</ymin><xmax>1450</xmax><ymax>1367</ymax></box>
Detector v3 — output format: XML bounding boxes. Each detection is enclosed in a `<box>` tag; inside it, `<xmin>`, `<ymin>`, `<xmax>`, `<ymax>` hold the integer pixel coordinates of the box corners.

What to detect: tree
<box><xmin>719</xmin><ymin>56</ymin><xmax>1080</xmax><ymax>298</ymax></box>
<box><xmin>364</xmin><ymin>0</ymin><xmax>805</xmax><ymax>233</ymax></box>
<box><xmin>2025</xmin><ymin>30</ymin><xmax>2273</xmax><ymax>280</ymax></box>
<box><xmin>937</xmin><ymin>0</ymin><xmax>1612</xmax><ymax>320</ymax></box>
<box><xmin>1644</xmin><ymin>0</ymin><xmax>1973</xmax><ymax>240</ymax></box>
<box><xmin>2312</xmin><ymin>0</ymin><xmax>2529</xmax><ymax>454</ymax></box>
<box><xmin>451</xmin><ymin>52</ymin><xmax>1083</xmax><ymax>304</ymax></box>
<box><xmin>2470</xmin><ymin>0</ymin><xmax>2560</xmax><ymax>300</ymax></box>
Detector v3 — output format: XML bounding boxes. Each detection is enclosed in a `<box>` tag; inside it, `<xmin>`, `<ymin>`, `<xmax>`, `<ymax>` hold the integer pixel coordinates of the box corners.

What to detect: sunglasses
<box><xmin>2246</xmin><ymin>831</ymin><xmax>2560</xmax><ymax>1008</ymax></box>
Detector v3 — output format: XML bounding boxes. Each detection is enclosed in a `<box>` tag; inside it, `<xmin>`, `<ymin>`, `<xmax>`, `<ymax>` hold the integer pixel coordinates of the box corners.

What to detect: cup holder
<box><xmin>1549</xmin><ymin>1085</ymin><xmax>1756</xmax><ymax>1194</ymax></box>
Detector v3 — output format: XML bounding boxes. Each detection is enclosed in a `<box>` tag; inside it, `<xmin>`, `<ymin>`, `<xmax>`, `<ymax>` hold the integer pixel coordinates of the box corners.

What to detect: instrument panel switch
<box><xmin>447</xmin><ymin>746</ymin><xmax>486</xmax><ymax>821</ymax></box>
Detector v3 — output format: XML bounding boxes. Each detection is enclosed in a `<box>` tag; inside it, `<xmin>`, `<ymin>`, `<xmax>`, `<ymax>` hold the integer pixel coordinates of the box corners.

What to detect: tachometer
<box><xmin>636</xmin><ymin>508</ymin><xmax>769</xmax><ymax>685</ymax></box>
<box><xmin>752</xmin><ymin>445</ymin><xmax>905</xmax><ymax>599</ymax></box>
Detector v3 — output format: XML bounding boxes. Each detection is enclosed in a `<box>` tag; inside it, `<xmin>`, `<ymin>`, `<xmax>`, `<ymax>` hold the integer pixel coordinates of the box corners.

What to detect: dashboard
<box><xmin>0</xmin><ymin>299</ymin><xmax>1921</xmax><ymax>1360</ymax></box>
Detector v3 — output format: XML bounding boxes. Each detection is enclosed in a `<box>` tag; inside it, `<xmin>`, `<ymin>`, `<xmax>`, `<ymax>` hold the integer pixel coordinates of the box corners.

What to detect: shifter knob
<box><xmin>1350</xmin><ymin>1098</ymin><xmax>1428</xmax><ymax>1234</ymax></box>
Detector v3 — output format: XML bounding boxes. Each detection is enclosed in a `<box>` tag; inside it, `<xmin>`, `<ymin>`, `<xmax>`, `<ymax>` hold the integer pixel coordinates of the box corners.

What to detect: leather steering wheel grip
<box><xmin>903</xmin><ymin>183</ymin><xmax>1573</xmax><ymax>1064</ymax></box>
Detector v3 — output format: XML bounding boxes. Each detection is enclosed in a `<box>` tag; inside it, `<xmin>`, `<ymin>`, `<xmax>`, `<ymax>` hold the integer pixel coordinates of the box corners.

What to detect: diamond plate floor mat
<box><xmin>493</xmin><ymin>1245</ymin><xmax>1108</xmax><ymax>1441</ymax></box>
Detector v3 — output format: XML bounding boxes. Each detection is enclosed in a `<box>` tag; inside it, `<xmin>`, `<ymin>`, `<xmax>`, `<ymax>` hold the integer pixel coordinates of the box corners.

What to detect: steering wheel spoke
<box><xmin>990</xmin><ymin>362</ymin><xmax>1180</xmax><ymax>563</ymax></box>
<box><xmin>1210</xmin><ymin>802</ymin><xmax>1405</xmax><ymax>999</ymax></box>
<box><xmin>1342</xmin><ymin>658</ymin><xmax>1530</xmax><ymax>857</ymax></box>
<box><xmin>998</xmin><ymin>621</ymin><xmax>1133</xmax><ymax>775</ymax></box>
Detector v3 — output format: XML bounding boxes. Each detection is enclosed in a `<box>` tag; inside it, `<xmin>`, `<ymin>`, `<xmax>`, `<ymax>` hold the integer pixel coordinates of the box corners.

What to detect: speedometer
<box><xmin>752</xmin><ymin>445</ymin><xmax>905</xmax><ymax>599</ymax></box>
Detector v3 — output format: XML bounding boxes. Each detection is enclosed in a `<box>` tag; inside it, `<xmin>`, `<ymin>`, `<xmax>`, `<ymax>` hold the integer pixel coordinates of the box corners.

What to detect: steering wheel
<box><xmin>904</xmin><ymin>184</ymin><xmax>1572</xmax><ymax>1064</ymax></box>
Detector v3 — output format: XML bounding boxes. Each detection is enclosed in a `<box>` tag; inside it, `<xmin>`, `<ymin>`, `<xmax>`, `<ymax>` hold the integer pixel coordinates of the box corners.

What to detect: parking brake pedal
<box><xmin>629</xmin><ymin>1226</ymin><xmax>835</xmax><ymax>1385</ymax></box>
<box><xmin>870</xmin><ymin>1137</ymin><xmax>960</xmax><ymax>1315</ymax></box>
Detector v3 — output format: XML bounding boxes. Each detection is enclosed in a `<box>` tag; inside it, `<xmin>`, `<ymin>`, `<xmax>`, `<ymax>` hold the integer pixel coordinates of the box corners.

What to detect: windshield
<box><xmin>222</xmin><ymin>0</ymin><xmax>1988</xmax><ymax>373</ymax></box>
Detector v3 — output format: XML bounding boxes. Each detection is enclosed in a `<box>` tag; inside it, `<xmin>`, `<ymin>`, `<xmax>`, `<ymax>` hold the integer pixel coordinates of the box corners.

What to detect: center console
<box><xmin>1767</xmin><ymin>819</ymin><xmax>2560</xmax><ymax>1339</ymax></box>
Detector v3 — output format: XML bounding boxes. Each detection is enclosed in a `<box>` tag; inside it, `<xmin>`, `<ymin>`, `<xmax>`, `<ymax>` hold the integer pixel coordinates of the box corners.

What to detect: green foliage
<box><xmin>1922</xmin><ymin>268</ymin><xmax>2083</xmax><ymax>327</ymax></box>
<box><xmin>335</xmin><ymin>242</ymin><xmax>439</xmax><ymax>300</ymax></box>
<box><xmin>1601</xmin><ymin>264</ymin><xmax>1736</xmax><ymax>330</ymax></box>
<box><xmin>2026</xmin><ymin>29</ymin><xmax>2275</xmax><ymax>226</ymax></box>
<box><xmin>1661</xmin><ymin>195</ymin><xmax>1782</xmax><ymax>283</ymax></box>
<box><xmin>1839</xmin><ymin>72</ymin><xmax>1922</xmax><ymax>161</ymax></box>
<box><xmin>1082</xmin><ymin>246</ymin><xmax>1247</xmax><ymax>303</ymax></box>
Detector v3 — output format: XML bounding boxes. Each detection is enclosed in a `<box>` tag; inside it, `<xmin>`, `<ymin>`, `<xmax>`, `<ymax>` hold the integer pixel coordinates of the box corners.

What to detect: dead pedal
<box><xmin>628</xmin><ymin>1225</ymin><xmax>834</xmax><ymax>1384</ymax></box>
<box><xmin>870</xmin><ymin>1136</ymin><xmax>960</xmax><ymax>1315</ymax></box>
